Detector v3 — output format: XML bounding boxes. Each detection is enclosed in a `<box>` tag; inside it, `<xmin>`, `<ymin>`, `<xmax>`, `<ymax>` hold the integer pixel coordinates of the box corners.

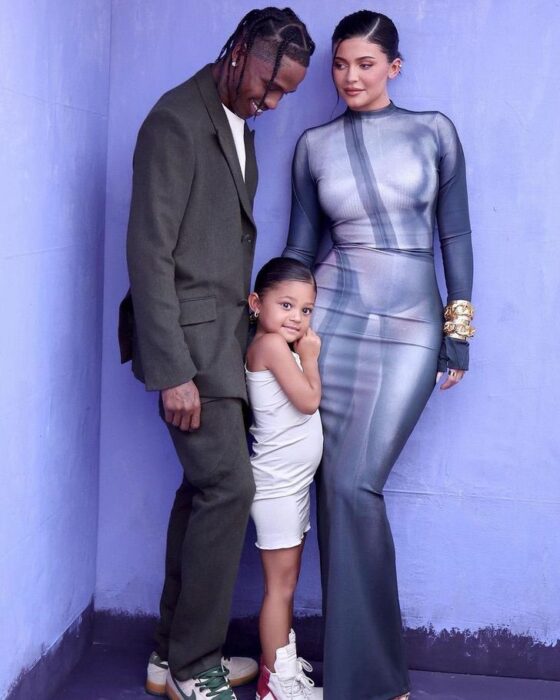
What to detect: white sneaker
<box><xmin>222</xmin><ymin>655</ymin><xmax>258</xmax><ymax>685</ymax></box>
<box><xmin>166</xmin><ymin>664</ymin><xmax>237</xmax><ymax>699</ymax></box>
<box><xmin>146</xmin><ymin>652</ymin><xmax>257</xmax><ymax>696</ymax></box>
<box><xmin>146</xmin><ymin>652</ymin><xmax>169</xmax><ymax>696</ymax></box>
<box><xmin>256</xmin><ymin>631</ymin><xmax>322</xmax><ymax>700</ymax></box>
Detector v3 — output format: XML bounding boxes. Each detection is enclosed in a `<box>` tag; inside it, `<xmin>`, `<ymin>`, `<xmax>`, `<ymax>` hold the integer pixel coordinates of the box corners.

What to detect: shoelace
<box><xmin>195</xmin><ymin>665</ymin><xmax>235</xmax><ymax>699</ymax></box>
<box><xmin>281</xmin><ymin>657</ymin><xmax>315</xmax><ymax>699</ymax></box>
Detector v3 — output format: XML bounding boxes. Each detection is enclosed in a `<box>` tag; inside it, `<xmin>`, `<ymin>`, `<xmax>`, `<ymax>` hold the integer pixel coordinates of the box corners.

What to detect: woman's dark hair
<box><xmin>216</xmin><ymin>8</ymin><xmax>315</xmax><ymax>107</ymax></box>
<box><xmin>332</xmin><ymin>10</ymin><xmax>401</xmax><ymax>61</ymax></box>
<box><xmin>254</xmin><ymin>257</ymin><xmax>316</xmax><ymax>296</ymax></box>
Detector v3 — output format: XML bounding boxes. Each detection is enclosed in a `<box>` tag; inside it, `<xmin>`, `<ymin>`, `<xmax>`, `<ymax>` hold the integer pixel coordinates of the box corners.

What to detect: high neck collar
<box><xmin>347</xmin><ymin>101</ymin><xmax>396</xmax><ymax>119</ymax></box>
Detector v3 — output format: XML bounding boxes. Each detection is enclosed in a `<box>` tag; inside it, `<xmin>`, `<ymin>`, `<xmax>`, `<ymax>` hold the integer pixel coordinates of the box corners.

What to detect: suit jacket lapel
<box><xmin>195</xmin><ymin>65</ymin><xmax>256</xmax><ymax>227</ymax></box>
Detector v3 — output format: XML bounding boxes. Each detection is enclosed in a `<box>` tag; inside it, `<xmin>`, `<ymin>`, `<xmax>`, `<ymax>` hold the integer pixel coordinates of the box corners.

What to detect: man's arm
<box><xmin>127</xmin><ymin>106</ymin><xmax>203</xmax><ymax>430</ymax></box>
<box><xmin>127</xmin><ymin>106</ymin><xmax>196</xmax><ymax>392</ymax></box>
<box><xmin>161</xmin><ymin>380</ymin><xmax>201</xmax><ymax>432</ymax></box>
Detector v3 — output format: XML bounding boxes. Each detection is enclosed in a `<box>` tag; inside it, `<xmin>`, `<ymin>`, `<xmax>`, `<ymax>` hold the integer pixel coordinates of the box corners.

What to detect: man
<box><xmin>119</xmin><ymin>8</ymin><xmax>314</xmax><ymax>700</ymax></box>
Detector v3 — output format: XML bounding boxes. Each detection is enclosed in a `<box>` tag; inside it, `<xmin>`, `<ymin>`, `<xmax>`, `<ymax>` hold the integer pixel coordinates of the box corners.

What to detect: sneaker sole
<box><xmin>148</xmin><ymin>667</ymin><xmax>257</xmax><ymax>696</ymax></box>
<box><xmin>230</xmin><ymin>668</ymin><xmax>259</xmax><ymax>687</ymax></box>
<box><xmin>145</xmin><ymin>679</ymin><xmax>167</xmax><ymax>696</ymax></box>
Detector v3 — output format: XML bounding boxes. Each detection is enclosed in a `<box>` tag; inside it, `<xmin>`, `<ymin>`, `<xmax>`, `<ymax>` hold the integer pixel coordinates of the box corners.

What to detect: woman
<box><xmin>283</xmin><ymin>11</ymin><xmax>474</xmax><ymax>700</ymax></box>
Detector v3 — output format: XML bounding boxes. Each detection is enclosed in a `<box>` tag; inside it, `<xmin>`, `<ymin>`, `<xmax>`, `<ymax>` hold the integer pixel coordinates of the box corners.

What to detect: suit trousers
<box><xmin>154</xmin><ymin>398</ymin><xmax>255</xmax><ymax>680</ymax></box>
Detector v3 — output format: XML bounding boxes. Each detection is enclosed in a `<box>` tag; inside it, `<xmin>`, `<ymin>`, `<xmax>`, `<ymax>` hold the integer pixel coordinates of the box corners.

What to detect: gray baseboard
<box><xmin>9</xmin><ymin>606</ymin><xmax>559</xmax><ymax>699</ymax></box>
<box><xmin>6</xmin><ymin>601</ymin><xmax>94</xmax><ymax>700</ymax></box>
<box><xmin>405</xmin><ymin>624</ymin><xmax>560</xmax><ymax>681</ymax></box>
<box><xmin>93</xmin><ymin>610</ymin><xmax>560</xmax><ymax>682</ymax></box>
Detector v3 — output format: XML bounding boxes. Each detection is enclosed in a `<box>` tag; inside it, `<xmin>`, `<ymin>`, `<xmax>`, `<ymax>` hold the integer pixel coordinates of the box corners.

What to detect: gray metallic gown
<box><xmin>283</xmin><ymin>102</ymin><xmax>473</xmax><ymax>700</ymax></box>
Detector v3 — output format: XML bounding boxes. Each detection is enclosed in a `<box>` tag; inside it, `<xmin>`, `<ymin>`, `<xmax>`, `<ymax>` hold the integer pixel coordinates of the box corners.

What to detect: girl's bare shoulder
<box><xmin>246</xmin><ymin>333</ymin><xmax>293</xmax><ymax>372</ymax></box>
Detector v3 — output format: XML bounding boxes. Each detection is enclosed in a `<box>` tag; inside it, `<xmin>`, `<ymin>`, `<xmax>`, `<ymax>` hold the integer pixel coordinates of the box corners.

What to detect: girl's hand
<box><xmin>438</xmin><ymin>368</ymin><xmax>465</xmax><ymax>390</ymax></box>
<box><xmin>250</xmin><ymin>332</ymin><xmax>321</xmax><ymax>414</ymax></box>
<box><xmin>294</xmin><ymin>328</ymin><xmax>321</xmax><ymax>361</ymax></box>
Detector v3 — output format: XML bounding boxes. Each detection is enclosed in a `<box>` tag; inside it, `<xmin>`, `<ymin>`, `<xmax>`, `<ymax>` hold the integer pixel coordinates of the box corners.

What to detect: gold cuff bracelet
<box><xmin>443</xmin><ymin>300</ymin><xmax>475</xmax><ymax>340</ymax></box>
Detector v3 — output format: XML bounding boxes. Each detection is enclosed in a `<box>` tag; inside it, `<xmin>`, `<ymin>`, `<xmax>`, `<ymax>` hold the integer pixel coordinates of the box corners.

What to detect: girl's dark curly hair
<box><xmin>254</xmin><ymin>257</ymin><xmax>317</xmax><ymax>297</ymax></box>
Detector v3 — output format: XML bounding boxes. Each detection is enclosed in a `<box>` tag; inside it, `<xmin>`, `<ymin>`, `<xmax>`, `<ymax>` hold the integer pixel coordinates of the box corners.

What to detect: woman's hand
<box><xmin>437</xmin><ymin>368</ymin><xmax>465</xmax><ymax>390</ymax></box>
<box><xmin>294</xmin><ymin>328</ymin><xmax>321</xmax><ymax>361</ymax></box>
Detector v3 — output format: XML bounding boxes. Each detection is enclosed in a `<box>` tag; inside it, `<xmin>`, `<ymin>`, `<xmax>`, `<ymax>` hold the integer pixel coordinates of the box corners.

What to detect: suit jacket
<box><xmin>118</xmin><ymin>64</ymin><xmax>258</xmax><ymax>398</ymax></box>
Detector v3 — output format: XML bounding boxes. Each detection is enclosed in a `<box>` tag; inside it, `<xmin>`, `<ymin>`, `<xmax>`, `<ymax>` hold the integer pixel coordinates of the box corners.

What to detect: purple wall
<box><xmin>97</xmin><ymin>0</ymin><xmax>560</xmax><ymax>651</ymax></box>
<box><xmin>0</xmin><ymin>2</ymin><xmax>111</xmax><ymax>695</ymax></box>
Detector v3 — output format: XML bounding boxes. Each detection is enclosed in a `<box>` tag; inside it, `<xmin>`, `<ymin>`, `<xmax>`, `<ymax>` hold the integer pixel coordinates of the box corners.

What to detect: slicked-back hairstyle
<box><xmin>254</xmin><ymin>257</ymin><xmax>317</xmax><ymax>297</ymax></box>
<box><xmin>332</xmin><ymin>10</ymin><xmax>401</xmax><ymax>62</ymax></box>
<box><xmin>216</xmin><ymin>8</ymin><xmax>315</xmax><ymax>108</ymax></box>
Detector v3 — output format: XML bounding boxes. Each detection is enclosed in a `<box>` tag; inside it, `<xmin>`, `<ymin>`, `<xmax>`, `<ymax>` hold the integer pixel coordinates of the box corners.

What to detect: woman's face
<box><xmin>332</xmin><ymin>37</ymin><xmax>401</xmax><ymax>112</ymax></box>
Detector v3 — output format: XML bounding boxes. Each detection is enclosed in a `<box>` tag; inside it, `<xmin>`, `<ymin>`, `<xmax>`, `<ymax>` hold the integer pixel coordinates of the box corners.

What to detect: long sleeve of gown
<box><xmin>435</xmin><ymin>113</ymin><xmax>474</xmax><ymax>371</ymax></box>
<box><xmin>283</xmin><ymin>132</ymin><xmax>324</xmax><ymax>266</ymax></box>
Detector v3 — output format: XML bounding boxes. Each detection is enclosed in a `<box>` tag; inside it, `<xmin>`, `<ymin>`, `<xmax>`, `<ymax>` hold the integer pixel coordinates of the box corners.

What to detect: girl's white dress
<box><xmin>245</xmin><ymin>351</ymin><xmax>323</xmax><ymax>549</ymax></box>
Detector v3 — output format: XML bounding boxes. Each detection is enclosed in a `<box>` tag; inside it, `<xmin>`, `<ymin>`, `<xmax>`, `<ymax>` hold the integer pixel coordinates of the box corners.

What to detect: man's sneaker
<box><xmin>146</xmin><ymin>652</ymin><xmax>169</xmax><ymax>696</ymax></box>
<box><xmin>146</xmin><ymin>652</ymin><xmax>257</xmax><ymax>696</ymax></box>
<box><xmin>166</xmin><ymin>664</ymin><xmax>237</xmax><ymax>699</ymax></box>
<box><xmin>256</xmin><ymin>633</ymin><xmax>322</xmax><ymax>700</ymax></box>
<box><xmin>222</xmin><ymin>656</ymin><xmax>258</xmax><ymax>686</ymax></box>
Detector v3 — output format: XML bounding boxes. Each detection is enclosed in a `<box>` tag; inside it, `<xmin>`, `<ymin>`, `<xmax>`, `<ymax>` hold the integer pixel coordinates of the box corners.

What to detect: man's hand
<box><xmin>161</xmin><ymin>380</ymin><xmax>201</xmax><ymax>431</ymax></box>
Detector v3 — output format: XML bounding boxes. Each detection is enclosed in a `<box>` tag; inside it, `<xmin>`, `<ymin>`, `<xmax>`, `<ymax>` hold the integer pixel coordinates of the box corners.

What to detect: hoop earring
<box><xmin>249</xmin><ymin>309</ymin><xmax>259</xmax><ymax>323</ymax></box>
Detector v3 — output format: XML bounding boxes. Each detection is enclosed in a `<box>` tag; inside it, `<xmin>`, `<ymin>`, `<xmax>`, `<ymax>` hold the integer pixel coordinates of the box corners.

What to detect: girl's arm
<box><xmin>283</xmin><ymin>131</ymin><xmax>325</xmax><ymax>267</ymax></box>
<box><xmin>251</xmin><ymin>332</ymin><xmax>321</xmax><ymax>414</ymax></box>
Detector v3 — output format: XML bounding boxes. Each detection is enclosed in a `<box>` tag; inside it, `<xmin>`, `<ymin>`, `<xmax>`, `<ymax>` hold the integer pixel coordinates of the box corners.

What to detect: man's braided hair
<box><xmin>216</xmin><ymin>7</ymin><xmax>315</xmax><ymax>107</ymax></box>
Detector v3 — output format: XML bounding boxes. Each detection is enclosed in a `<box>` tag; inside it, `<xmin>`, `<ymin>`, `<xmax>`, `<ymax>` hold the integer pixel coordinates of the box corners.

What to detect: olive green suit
<box><xmin>119</xmin><ymin>65</ymin><xmax>258</xmax><ymax>680</ymax></box>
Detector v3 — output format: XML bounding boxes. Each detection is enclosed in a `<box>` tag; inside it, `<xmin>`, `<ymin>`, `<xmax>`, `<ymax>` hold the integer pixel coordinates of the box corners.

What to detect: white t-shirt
<box><xmin>222</xmin><ymin>104</ymin><xmax>246</xmax><ymax>180</ymax></box>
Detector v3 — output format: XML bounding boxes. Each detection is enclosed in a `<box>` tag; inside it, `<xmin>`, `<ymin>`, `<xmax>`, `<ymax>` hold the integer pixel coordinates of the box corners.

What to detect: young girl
<box><xmin>245</xmin><ymin>257</ymin><xmax>323</xmax><ymax>700</ymax></box>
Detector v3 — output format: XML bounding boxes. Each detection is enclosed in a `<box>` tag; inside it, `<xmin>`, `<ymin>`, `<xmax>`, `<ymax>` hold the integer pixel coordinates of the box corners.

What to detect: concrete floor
<box><xmin>55</xmin><ymin>642</ymin><xmax>560</xmax><ymax>700</ymax></box>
